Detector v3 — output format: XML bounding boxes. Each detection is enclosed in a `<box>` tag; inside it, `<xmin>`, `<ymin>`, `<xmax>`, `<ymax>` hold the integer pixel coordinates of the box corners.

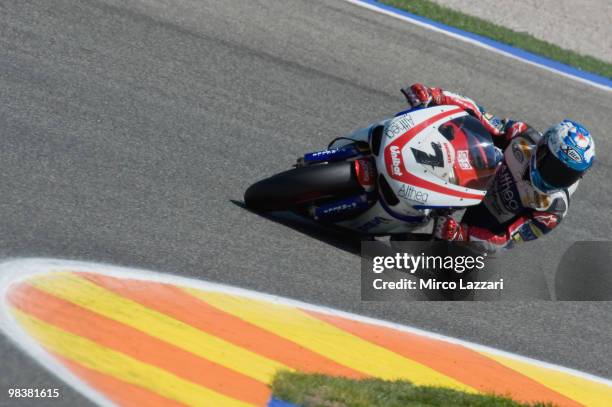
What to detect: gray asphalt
<box><xmin>1</xmin><ymin>0</ymin><xmax>611</xmax><ymax>405</ymax></box>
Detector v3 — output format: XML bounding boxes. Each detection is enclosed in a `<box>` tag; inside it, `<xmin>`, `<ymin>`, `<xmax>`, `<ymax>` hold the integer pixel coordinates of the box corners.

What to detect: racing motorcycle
<box><xmin>244</xmin><ymin>105</ymin><xmax>502</xmax><ymax>239</ymax></box>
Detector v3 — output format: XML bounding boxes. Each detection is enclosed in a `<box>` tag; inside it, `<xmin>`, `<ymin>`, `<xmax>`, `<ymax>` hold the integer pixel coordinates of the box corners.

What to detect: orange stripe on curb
<box><xmin>305</xmin><ymin>310</ymin><xmax>582</xmax><ymax>407</ymax></box>
<box><xmin>52</xmin><ymin>353</ymin><xmax>186</xmax><ymax>407</ymax></box>
<box><xmin>4</xmin><ymin>265</ymin><xmax>609</xmax><ymax>407</ymax></box>
<box><xmin>8</xmin><ymin>283</ymin><xmax>270</xmax><ymax>406</ymax></box>
<box><xmin>82</xmin><ymin>273</ymin><xmax>366</xmax><ymax>379</ymax></box>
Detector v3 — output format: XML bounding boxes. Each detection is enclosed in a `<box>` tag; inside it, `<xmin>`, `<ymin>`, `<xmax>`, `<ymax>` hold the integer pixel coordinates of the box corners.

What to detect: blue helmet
<box><xmin>530</xmin><ymin>120</ymin><xmax>595</xmax><ymax>194</ymax></box>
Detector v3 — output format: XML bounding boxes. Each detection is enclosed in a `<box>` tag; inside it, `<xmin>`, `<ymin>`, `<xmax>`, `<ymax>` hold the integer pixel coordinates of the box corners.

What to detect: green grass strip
<box><xmin>271</xmin><ymin>371</ymin><xmax>556</xmax><ymax>407</ymax></box>
<box><xmin>379</xmin><ymin>0</ymin><xmax>612</xmax><ymax>79</ymax></box>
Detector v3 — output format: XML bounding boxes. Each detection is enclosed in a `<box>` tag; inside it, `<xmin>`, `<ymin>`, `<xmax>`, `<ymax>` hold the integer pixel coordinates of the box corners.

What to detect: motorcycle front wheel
<box><xmin>244</xmin><ymin>161</ymin><xmax>363</xmax><ymax>212</ymax></box>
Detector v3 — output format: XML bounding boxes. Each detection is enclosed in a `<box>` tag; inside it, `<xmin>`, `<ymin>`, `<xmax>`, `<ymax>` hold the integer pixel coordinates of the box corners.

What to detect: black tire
<box><xmin>244</xmin><ymin>161</ymin><xmax>363</xmax><ymax>211</ymax></box>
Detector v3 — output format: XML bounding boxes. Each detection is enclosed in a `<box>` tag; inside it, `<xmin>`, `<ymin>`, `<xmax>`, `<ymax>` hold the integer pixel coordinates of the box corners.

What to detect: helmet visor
<box><xmin>535</xmin><ymin>144</ymin><xmax>583</xmax><ymax>189</ymax></box>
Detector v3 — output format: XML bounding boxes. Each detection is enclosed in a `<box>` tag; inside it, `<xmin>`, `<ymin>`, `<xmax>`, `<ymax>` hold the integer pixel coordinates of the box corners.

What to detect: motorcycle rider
<box><xmin>402</xmin><ymin>83</ymin><xmax>595</xmax><ymax>252</ymax></box>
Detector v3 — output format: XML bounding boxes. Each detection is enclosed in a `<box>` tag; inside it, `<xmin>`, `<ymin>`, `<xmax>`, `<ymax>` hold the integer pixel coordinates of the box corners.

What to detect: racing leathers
<box><xmin>403</xmin><ymin>84</ymin><xmax>576</xmax><ymax>252</ymax></box>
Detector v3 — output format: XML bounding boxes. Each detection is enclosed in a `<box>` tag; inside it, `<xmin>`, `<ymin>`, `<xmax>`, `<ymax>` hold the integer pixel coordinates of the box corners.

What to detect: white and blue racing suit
<box><xmin>425</xmin><ymin>87</ymin><xmax>576</xmax><ymax>252</ymax></box>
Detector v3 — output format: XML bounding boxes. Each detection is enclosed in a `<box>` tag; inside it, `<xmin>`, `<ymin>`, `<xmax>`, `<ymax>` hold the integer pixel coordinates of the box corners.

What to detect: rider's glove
<box><xmin>502</xmin><ymin>120</ymin><xmax>529</xmax><ymax>141</ymax></box>
<box><xmin>434</xmin><ymin>216</ymin><xmax>468</xmax><ymax>241</ymax></box>
<box><xmin>401</xmin><ymin>84</ymin><xmax>444</xmax><ymax>108</ymax></box>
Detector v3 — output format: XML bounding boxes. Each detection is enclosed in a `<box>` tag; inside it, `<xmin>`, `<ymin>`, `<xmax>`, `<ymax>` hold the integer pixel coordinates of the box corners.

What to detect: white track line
<box><xmin>341</xmin><ymin>0</ymin><xmax>612</xmax><ymax>93</ymax></box>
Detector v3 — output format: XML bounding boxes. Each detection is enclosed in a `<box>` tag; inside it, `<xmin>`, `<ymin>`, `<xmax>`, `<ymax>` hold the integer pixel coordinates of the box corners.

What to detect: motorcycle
<box><xmin>244</xmin><ymin>105</ymin><xmax>502</xmax><ymax>239</ymax></box>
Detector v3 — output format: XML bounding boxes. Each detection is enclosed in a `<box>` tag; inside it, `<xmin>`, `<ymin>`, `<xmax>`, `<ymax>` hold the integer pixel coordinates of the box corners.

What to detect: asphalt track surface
<box><xmin>0</xmin><ymin>0</ymin><xmax>611</xmax><ymax>405</ymax></box>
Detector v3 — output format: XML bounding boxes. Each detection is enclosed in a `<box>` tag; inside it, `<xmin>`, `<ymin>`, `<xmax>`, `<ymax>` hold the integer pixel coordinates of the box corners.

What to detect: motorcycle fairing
<box><xmin>376</xmin><ymin>105</ymin><xmax>492</xmax><ymax>210</ymax></box>
<box><xmin>335</xmin><ymin>199</ymin><xmax>428</xmax><ymax>235</ymax></box>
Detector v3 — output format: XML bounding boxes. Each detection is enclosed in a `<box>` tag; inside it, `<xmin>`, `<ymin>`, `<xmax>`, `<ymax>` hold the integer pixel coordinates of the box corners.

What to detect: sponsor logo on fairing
<box><xmin>389</xmin><ymin>145</ymin><xmax>403</xmax><ymax>176</ymax></box>
<box><xmin>442</xmin><ymin>143</ymin><xmax>452</xmax><ymax>164</ymax></box>
<box><xmin>385</xmin><ymin>116</ymin><xmax>415</xmax><ymax>139</ymax></box>
<box><xmin>398</xmin><ymin>184</ymin><xmax>429</xmax><ymax>203</ymax></box>
<box><xmin>456</xmin><ymin>150</ymin><xmax>472</xmax><ymax>170</ymax></box>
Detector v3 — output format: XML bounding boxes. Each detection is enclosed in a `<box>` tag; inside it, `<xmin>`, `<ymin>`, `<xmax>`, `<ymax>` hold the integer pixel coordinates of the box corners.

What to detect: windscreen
<box><xmin>438</xmin><ymin>115</ymin><xmax>500</xmax><ymax>191</ymax></box>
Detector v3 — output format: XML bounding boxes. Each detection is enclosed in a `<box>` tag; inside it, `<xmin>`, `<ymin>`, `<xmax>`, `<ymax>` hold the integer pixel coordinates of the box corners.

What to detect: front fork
<box><xmin>300</xmin><ymin>145</ymin><xmax>378</xmax><ymax>222</ymax></box>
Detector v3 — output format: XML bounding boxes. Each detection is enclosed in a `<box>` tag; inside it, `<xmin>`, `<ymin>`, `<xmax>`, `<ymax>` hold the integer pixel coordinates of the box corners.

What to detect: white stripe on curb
<box><xmin>1</xmin><ymin>257</ymin><xmax>611</xmax><ymax>407</ymax></box>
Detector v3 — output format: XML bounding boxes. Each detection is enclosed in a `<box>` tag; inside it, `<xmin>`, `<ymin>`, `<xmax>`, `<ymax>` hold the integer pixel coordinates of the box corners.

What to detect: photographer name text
<box><xmin>372</xmin><ymin>278</ymin><xmax>504</xmax><ymax>291</ymax></box>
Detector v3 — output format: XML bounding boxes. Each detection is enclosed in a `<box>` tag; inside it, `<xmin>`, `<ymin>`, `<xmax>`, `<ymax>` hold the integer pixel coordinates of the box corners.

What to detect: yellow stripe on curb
<box><xmin>29</xmin><ymin>272</ymin><xmax>288</xmax><ymax>383</ymax></box>
<box><xmin>5</xmin><ymin>265</ymin><xmax>610</xmax><ymax>407</ymax></box>
<box><xmin>190</xmin><ymin>289</ymin><xmax>475</xmax><ymax>392</ymax></box>
<box><xmin>11</xmin><ymin>309</ymin><xmax>254</xmax><ymax>407</ymax></box>
<box><xmin>481</xmin><ymin>351</ymin><xmax>612</xmax><ymax>407</ymax></box>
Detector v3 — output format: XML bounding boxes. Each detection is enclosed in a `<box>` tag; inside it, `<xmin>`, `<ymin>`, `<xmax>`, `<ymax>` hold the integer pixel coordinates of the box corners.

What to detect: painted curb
<box><xmin>1</xmin><ymin>258</ymin><xmax>611</xmax><ymax>406</ymax></box>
